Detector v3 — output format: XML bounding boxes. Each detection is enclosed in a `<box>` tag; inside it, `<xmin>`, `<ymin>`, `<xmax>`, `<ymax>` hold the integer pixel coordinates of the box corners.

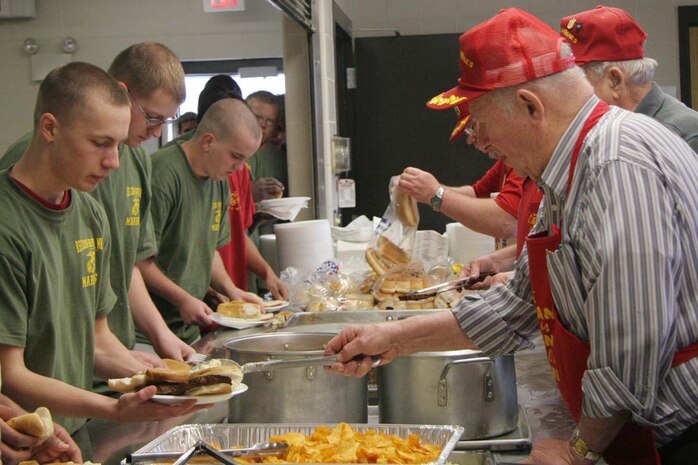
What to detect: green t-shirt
<box><xmin>162</xmin><ymin>131</ymin><xmax>193</xmax><ymax>149</ymax></box>
<box><xmin>0</xmin><ymin>171</ymin><xmax>116</xmax><ymax>434</ymax></box>
<box><xmin>246</xmin><ymin>143</ymin><xmax>287</xmax><ymax>188</ymax></box>
<box><xmin>145</xmin><ymin>144</ymin><xmax>231</xmax><ymax>343</ymax></box>
<box><xmin>0</xmin><ymin>134</ymin><xmax>157</xmax><ymax>350</ymax></box>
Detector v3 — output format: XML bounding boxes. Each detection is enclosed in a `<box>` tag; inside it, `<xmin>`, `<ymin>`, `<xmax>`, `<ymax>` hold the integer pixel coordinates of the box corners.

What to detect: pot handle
<box><xmin>438</xmin><ymin>357</ymin><xmax>494</xmax><ymax>407</ymax></box>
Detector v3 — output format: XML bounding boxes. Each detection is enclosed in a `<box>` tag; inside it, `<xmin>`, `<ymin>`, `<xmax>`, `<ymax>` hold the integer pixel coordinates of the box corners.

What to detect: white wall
<box><xmin>339</xmin><ymin>0</ymin><xmax>698</xmax><ymax>99</ymax></box>
<box><xmin>0</xmin><ymin>0</ymin><xmax>284</xmax><ymax>154</ymax></box>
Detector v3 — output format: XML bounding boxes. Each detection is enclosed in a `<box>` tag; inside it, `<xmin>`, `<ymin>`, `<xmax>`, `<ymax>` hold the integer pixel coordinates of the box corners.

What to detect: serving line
<box><xmin>78</xmin><ymin>315</ymin><xmax>575</xmax><ymax>465</ymax></box>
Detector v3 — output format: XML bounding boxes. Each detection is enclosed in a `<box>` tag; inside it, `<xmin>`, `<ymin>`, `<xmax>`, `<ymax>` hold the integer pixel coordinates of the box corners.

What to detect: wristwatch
<box><xmin>430</xmin><ymin>186</ymin><xmax>445</xmax><ymax>211</ymax></box>
<box><xmin>570</xmin><ymin>428</ymin><xmax>602</xmax><ymax>463</ymax></box>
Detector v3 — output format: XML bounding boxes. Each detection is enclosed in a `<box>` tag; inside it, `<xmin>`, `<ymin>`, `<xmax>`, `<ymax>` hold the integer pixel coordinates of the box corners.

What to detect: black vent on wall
<box><xmin>267</xmin><ymin>0</ymin><xmax>313</xmax><ymax>31</ymax></box>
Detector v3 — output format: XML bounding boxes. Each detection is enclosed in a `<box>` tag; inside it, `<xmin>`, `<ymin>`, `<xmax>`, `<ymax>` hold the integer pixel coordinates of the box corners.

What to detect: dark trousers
<box><xmin>659</xmin><ymin>422</ymin><xmax>698</xmax><ymax>465</ymax></box>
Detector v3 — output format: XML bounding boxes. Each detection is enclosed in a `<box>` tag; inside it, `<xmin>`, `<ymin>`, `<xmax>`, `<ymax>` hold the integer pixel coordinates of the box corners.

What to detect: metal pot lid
<box><xmin>224</xmin><ymin>332</ymin><xmax>337</xmax><ymax>356</ymax></box>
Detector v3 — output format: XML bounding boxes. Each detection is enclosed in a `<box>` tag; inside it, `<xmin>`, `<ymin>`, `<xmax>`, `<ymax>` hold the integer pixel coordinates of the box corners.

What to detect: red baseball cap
<box><xmin>560</xmin><ymin>6</ymin><xmax>647</xmax><ymax>66</ymax></box>
<box><xmin>427</xmin><ymin>8</ymin><xmax>576</xmax><ymax>140</ymax></box>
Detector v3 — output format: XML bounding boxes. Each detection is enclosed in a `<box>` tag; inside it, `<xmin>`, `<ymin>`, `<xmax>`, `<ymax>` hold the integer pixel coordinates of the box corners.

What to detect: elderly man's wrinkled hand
<box><xmin>398</xmin><ymin>167</ymin><xmax>440</xmax><ymax>204</ymax></box>
<box><xmin>324</xmin><ymin>324</ymin><xmax>399</xmax><ymax>378</ymax></box>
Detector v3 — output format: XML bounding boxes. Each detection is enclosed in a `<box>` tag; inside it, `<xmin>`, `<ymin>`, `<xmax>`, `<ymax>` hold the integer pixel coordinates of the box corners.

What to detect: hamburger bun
<box><xmin>107</xmin><ymin>373</ymin><xmax>147</xmax><ymax>393</ymax></box>
<box><xmin>163</xmin><ymin>358</ymin><xmax>192</xmax><ymax>371</ymax></box>
<box><xmin>184</xmin><ymin>383</ymin><xmax>233</xmax><ymax>396</ymax></box>
<box><xmin>395</xmin><ymin>190</ymin><xmax>418</xmax><ymax>227</ymax></box>
<box><xmin>8</xmin><ymin>407</ymin><xmax>54</xmax><ymax>441</ymax></box>
<box><xmin>377</xmin><ymin>235</ymin><xmax>409</xmax><ymax>265</ymax></box>
<box><xmin>145</xmin><ymin>367</ymin><xmax>191</xmax><ymax>384</ymax></box>
<box><xmin>365</xmin><ymin>247</ymin><xmax>388</xmax><ymax>275</ymax></box>
<box><xmin>217</xmin><ymin>301</ymin><xmax>262</xmax><ymax>319</ymax></box>
<box><xmin>191</xmin><ymin>363</ymin><xmax>243</xmax><ymax>385</ymax></box>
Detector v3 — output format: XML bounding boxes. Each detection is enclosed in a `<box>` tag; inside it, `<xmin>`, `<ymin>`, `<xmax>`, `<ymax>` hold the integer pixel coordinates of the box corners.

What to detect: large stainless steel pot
<box><xmin>225</xmin><ymin>332</ymin><xmax>367</xmax><ymax>423</ymax></box>
<box><xmin>378</xmin><ymin>349</ymin><xmax>518</xmax><ymax>439</ymax></box>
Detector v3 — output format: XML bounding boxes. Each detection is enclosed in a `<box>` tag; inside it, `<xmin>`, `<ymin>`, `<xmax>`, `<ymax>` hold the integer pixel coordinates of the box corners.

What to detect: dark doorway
<box><xmin>679</xmin><ymin>6</ymin><xmax>698</xmax><ymax>109</ymax></box>
<box><xmin>352</xmin><ymin>34</ymin><xmax>494</xmax><ymax>233</ymax></box>
<box><xmin>334</xmin><ymin>14</ymin><xmax>357</xmax><ymax>226</ymax></box>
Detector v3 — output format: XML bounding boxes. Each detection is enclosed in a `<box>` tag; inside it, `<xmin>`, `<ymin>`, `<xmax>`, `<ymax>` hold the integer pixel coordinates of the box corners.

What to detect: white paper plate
<box><xmin>257</xmin><ymin>197</ymin><xmax>310</xmax><ymax>208</ymax></box>
<box><xmin>210</xmin><ymin>312</ymin><xmax>275</xmax><ymax>329</ymax></box>
<box><xmin>151</xmin><ymin>383</ymin><xmax>248</xmax><ymax>405</ymax></box>
<box><xmin>263</xmin><ymin>300</ymin><xmax>289</xmax><ymax>312</ymax></box>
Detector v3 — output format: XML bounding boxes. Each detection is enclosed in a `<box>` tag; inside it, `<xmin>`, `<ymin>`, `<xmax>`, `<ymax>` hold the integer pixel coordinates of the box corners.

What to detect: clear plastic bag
<box><xmin>365</xmin><ymin>176</ymin><xmax>419</xmax><ymax>275</ymax></box>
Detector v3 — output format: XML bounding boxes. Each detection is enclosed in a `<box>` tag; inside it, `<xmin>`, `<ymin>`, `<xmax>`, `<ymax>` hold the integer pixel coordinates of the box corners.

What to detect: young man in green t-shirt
<box><xmin>138</xmin><ymin>98</ymin><xmax>264</xmax><ymax>343</ymax></box>
<box><xmin>0</xmin><ymin>43</ymin><xmax>194</xmax><ymax>365</ymax></box>
<box><xmin>0</xmin><ymin>62</ymin><xmax>203</xmax><ymax>437</ymax></box>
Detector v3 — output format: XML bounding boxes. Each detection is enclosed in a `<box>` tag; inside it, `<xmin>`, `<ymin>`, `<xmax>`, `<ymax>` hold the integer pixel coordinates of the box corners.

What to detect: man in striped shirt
<box><xmin>326</xmin><ymin>8</ymin><xmax>698</xmax><ymax>465</ymax></box>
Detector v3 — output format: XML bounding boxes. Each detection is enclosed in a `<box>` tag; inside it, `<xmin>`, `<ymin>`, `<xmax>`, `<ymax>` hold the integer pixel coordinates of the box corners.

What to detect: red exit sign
<box><xmin>203</xmin><ymin>0</ymin><xmax>245</xmax><ymax>12</ymax></box>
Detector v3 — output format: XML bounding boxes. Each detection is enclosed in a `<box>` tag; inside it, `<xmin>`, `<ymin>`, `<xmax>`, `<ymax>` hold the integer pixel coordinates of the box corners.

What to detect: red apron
<box><xmin>526</xmin><ymin>101</ymin><xmax>698</xmax><ymax>465</ymax></box>
<box><xmin>515</xmin><ymin>177</ymin><xmax>542</xmax><ymax>258</ymax></box>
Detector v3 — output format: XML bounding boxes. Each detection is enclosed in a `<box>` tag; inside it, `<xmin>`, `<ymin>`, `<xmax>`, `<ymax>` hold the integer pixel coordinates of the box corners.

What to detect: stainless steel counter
<box><xmin>81</xmin><ymin>315</ymin><xmax>575</xmax><ymax>465</ymax></box>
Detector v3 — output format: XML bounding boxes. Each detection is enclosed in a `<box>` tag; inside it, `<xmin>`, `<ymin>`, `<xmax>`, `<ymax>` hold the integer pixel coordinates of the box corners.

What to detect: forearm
<box><xmin>93</xmin><ymin>318</ymin><xmax>148</xmax><ymax>378</ymax></box>
<box><xmin>210</xmin><ymin>251</ymin><xmax>239</xmax><ymax>297</ymax></box>
<box><xmin>577</xmin><ymin>411</ymin><xmax>631</xmax><ymax>454</ymax></box>
<box><xmin>392</xmin><ymin>311</ymin><xmax>478</xmax><ymax>355</ymax></box>
<box><xmin>136</xmin><ymin>258</ymin><xmax>190</xmax><ymax>307</ymax></box>
<box><xmin>245</xmin><ymin>236</ymin><xmax>274</xmax><ymax>281</ymax></box>
<box><xmin>478</xmin><ymin>245</ymin><xmax>518</xmax><ymax>273</ymax></box>
<box><xmin>0</xmin><ymin>359</ymin><xmax>117</xmax><ymax>421</ymax></box>
<box><xmin>0</xmin><ymin>394</ymin><xmax>26</xmax><ymax>415</ymax></box>
<box><xmin>449</xmin><ymin>185</ymin><xmax>475</xmax><ymax>197</ymax></box>
<box><xmin>128</xmin><ymin>266</ymin><xmax>175</xmax><ymax>344</ymax></box>
<box><xmin>440</xmin><ymin>189</ymin><xmax>517</xmax><ymax>238</ymax></box>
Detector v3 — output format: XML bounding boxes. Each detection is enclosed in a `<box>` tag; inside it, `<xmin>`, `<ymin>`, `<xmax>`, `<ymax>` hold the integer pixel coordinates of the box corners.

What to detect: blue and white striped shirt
<box><xmin>453</xmin><ymin>95</ymin><xmax>698</xmax><ymax>445</ymax></box>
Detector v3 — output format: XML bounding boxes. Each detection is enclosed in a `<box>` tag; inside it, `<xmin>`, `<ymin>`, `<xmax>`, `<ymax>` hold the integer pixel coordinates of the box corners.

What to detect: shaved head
<box><xmin>195</xmin><ymin>98</ymin><xmax>261</xmax><ymax>144</ymax></box>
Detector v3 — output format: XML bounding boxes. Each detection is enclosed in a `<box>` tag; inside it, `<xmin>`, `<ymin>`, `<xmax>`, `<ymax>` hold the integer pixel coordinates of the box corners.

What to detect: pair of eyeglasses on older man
<box><xmin>129</xmin><ymin>91</ymin><xmax>178</xmax><ymax>127</ymax></box>
<box><xmin>463</xmin><ymin>118</ymin><xmax>480</xmax><ymax>138</ymax></box>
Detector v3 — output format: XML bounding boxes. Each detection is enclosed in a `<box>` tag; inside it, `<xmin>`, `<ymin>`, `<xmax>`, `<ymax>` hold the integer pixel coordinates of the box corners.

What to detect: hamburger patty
<box><xmin>138</xmin><ymin>375</ymin><xmax>231</xmax><ymax>396</ymax></box>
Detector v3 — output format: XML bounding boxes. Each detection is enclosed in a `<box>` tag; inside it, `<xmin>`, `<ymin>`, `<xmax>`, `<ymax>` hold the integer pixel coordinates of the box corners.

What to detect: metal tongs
<box><xmin>127</xmin><ymin>440</ymin><xmax>288</xmax><ymax>465</ymax></box>
<box><xmin>240</xmin><ymin>354</ymin><xmax>381</xmax><ymax>373</ymax></box>
<box><xmin>398</xmin><ymin>272</ymin><xmax>497</xmax><ymax>301</ymax></box>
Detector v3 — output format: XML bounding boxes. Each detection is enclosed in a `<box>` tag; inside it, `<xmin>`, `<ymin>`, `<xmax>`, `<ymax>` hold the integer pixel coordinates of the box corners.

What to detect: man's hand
<box><xmin>0</xmin><ymin>408</ymin><xmax>43</xmax><ymax>465</ymax></box>
<box><xmin>152</xmin><ymin>334</ymin><xmax>196</xmax><ymax>362</ymax></box>
<box><xmin>130</xmin><ymin>350</ymin><xmax>166</xmax><ymax>368</ymax></box>
<box><xmin>264</xmin><ymin>274</ymin><xmax>288</xmax><ymax>300</ymax></box>
<box><xmin>252</xmin><ymin>177</ymin><xmax>284</xmax><ymax>202</ymax></box>
<box><xmin>204</xmin><ymin>287</ymin><xmax>229</xmax><ymax>309</ymax></box>
<box><xmin>522</xmin><ymin>438</ymin><xmax>592</xmax><ymax>465</ymax></box>
<box><xmin>228</xmin><ymin>289</ymin><xmax>264</xmax><ymax>307</ymax></box>
<box><xmin>113</xmin><ymin>386</ymin><xmax>207</xmax><ymax>422</ymax></box>
<box><xmin>398</xmin><ymin>167</ymin><xmax>441</xmax><ymax>204</ymax></box>
<box><xmin>178</xmin><ymin>295</ymin><xmax>214</xmax><ymax>328</ymax></box>
<box><xmin>29</xmin><ymin>423</ymin><xmax>83</xmax><ymax>465</ymax></box>
<box><xmin>324</xmin><ymin>324</ymin><xmax>400</xmax><ymax>378</ymax></box>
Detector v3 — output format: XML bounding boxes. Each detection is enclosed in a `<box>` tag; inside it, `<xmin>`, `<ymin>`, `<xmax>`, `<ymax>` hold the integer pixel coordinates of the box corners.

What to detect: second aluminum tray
<box><xmin>126</xmin><ymin>422</ymin><xmax>464</xmax><ymax>465</ymax></box>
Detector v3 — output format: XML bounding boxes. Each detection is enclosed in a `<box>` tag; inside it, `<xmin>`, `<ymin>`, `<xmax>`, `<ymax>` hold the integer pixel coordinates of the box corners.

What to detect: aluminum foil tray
<box><xmin>127</xmin><ymin>422</ymin><xmax>464</xmax><ymax>465</ymax></box>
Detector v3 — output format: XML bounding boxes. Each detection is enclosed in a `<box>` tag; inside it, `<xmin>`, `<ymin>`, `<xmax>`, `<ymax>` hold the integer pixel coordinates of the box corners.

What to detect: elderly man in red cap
<box><xmin>324</xmin><ymin>7</ymin><xmax>698</xmax><ymax>465</ymax></box>
<box><xmin>561</xmin><ymin>5</ymin><xmax>698</xmax><ymax>153</ymax></box>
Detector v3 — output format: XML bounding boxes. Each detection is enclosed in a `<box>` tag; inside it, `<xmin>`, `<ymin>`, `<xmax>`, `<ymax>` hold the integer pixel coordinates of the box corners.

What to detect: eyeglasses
<box><xmin>129</xmin><ymin>91</ymin><xmax>178</xmax><ymax>127</ymax></box>
<box><xmin>463</xmin><ymin>118</ymin><xmax>478</xmax><ymax>138</ymax></box>
<box><xmin>254</xmin><ymin>114</ymin><xmax>277</xmax><ymax>128</ymax></box>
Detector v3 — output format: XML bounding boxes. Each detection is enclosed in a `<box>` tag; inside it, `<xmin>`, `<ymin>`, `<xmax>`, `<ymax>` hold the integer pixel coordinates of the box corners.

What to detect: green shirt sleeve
<box><xmin>136</xmin><ymin>150</ymin><xmax>157</xmax><ymax>260</ymax></box>
<box><xmin>0</xmin><ymin>253</ymin><xmax>29</xmax><ymax>347</ymax></box>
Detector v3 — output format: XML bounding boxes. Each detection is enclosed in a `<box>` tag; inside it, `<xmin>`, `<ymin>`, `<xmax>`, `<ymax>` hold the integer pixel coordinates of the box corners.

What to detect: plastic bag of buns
<box><xmin>365</xmin><ymin>176</ymin><xmax>419</xmax><ymax>276</ymax></box>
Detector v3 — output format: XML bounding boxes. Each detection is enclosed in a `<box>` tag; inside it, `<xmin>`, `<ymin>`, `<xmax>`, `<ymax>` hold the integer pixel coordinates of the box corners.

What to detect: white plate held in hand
<box><xmin>151</xmin><ymin>383</ymin><xmax>248</xmax><ymax>405</ymax></box>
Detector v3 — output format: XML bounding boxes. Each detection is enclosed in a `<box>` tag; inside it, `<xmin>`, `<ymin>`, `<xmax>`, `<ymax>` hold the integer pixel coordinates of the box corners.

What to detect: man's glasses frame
<box><xmin>254</xmin><ymin>114</ymin><xmax>277</xmax><ymax>129</ymax></box>
<box><xmin>129</xmin><ymin>91</ymin><xmax>178</xmax><ymax>127</ymax></box>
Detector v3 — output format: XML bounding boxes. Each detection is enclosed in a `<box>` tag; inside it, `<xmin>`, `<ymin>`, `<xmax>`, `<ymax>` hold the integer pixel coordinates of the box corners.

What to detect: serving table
<box><xmin>80</xmin><ymin>312</ymin><xmax>577</xmax><ymax>465</ymax></box>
